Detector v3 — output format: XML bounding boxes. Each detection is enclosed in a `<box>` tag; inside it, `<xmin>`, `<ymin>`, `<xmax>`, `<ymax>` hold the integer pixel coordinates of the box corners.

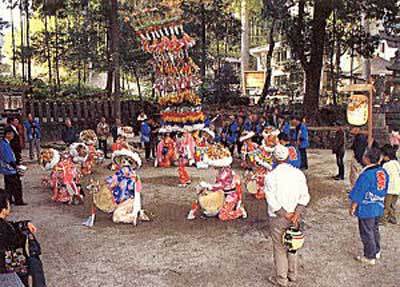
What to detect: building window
<box><xmin>275</xmin><ymin>50</ymin><xmax>288</xmax><ymax>64</ymax></box>
<box><xmin>274</xmin><ymin>75</ymin><xmax>288</xmax><ymax>87</ymax></box>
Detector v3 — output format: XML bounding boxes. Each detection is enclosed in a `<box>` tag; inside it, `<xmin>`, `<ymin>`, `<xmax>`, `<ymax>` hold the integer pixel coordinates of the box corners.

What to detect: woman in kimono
<box><xmin>176</xmin><ymin>130</ymin><xmax>194</xmax><ymax>187</ymax></box>
<box><xmin>239</xmin><ymin>131</ymin><xmax>258</xmax><ymax>169</ymax></box>
<box><xmin>40</xmin><ymin>148</ymin><xmax>83</xmax><ymax>205</ymax></box>
<box><xmin>155</xmin><ymin>130</ymin><xmax>176</xmax><ymax>168</ymax></box>
<box><xmin>79</xmin><ymin>130</ymin><xmax>104</xmax><ymax>175</ymax></box>
<box><xmin>187</xmin><ymin>145</ymin><xmax>247</xmax><ymax>221</ymax></box>
<box><xmin>83</xmin><ymin>149</ymin><xmax>149</xmax><ymax>227</ymax></box>
<box><xmin>193</xmin><ymin>128</ymin><xmax>214</xmax><ymax>169</ymax></box>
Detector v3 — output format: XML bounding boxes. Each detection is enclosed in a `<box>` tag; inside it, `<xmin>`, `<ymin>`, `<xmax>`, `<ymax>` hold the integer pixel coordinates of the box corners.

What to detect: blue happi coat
<box><xmin>349</xmin><ymin>165</ymin><xmax>389</xmax><ymax>219</ymax></box>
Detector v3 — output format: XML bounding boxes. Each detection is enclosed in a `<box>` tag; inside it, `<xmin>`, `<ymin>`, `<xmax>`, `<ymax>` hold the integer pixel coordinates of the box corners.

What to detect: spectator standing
<box><xmin>5</xmin><ymin>117</ymin><xmax>22</xmax><ymax>165</ymax></box>
<box><xmin>61</xmin><ymin>118</ymin><xmax>78</xmax><ymax>146</ymax></box>
<box><xmin>332</xmin><ymin>125</ymin><xmax>345</xmax><ymax>180</ymax></box>
<box><xmin>96</xmin><ymin>117</ymin><xmax>110</xmax><ymax>158</ymax></box>
<box><xmin>381</xmin><ymin>144</ymin><xmax>400</xmax><ymax>225</ymax></box>
<box><xmin>292</xmin><ymin>116</ymin><xmax>309</xmax><ymax>170</ymax></box>
<box><xmin>140</xmin><ymin>118</ymin><xmax>152</xmax><ymax>161</ymax></box>
<box><xmin>264</xmin><ymin>145</ymin><xmax>310</xmax><ymax>287</ymax></box>
<box><xmin>111</xmin><ymin>118</ymin><xmax>122</xmax><ymax>142</ymax></box>
<box><xmin>349</xmin><ymin>147</ymin><xmax>388</xmax><ymax>265</ymax></box>
<box><xmin>0</xmin><ymin>129</ymin><xmax>26</xmax><ymax>205</ymax></box>
<box><xmin>23</xmin><ymin>114</ymin><xmax>41</xmax><ymax>160</ymax></box>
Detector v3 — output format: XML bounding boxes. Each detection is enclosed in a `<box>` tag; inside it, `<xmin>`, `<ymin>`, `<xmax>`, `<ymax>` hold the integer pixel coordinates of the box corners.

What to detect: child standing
<box><xmin>349</xmin><ymin>147</ymin><xmax>388</xmax><ymax>265</ymax></box>
<box><xmin>381</xmin><ymin>144</ymin><xmax>400</xmax><ymax>225</ymax></box>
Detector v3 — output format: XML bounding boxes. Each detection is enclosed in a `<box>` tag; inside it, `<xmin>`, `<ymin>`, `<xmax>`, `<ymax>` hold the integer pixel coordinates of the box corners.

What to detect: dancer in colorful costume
<box><xmin>240</xmin><ymin>131</ymin><xmax>258</xmax><ymax>169</ymax></box>
<box><xmin>176</xmin><ymin>130</ymin><xmax>194</xmax><ymax>187</ymax></box>
<box><xmin>83</xmin><ymin>149</ymin><xmax>150</xmax><ymax>227</ymax></box>
<box><xmin>40</xmin><ymin>148</ymin><xmax>83</xmax><ymax>204</ymax></box>
<box><xmin>194</xmin><ymin>128</ymin><xmax>215</xmax><ymax>169</ymax></box>
<box><xmin>155</xmin><ymin>129</ymin><xmax>176</xmax><ymax>168</ymax></box>
<box><xmin>79</xmin><ymin>130</ymin><xmax>104</xmax><ymax>175</ymax></box>
<box><xmin>187</xmin><ymin>144</ymin><xmax>247</xmax><ymax>221</ymax></box>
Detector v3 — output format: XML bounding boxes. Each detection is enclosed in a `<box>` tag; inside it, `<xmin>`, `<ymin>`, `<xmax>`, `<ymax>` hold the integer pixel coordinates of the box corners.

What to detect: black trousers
<box><xmin>299</xmin><ymin>148</ymin><xmax>308</xmax><ymax>170</ymax></box>
<box><xmin>144</xmin><ymin>142</ymin><xmax>151</xmax><ymax>160</ymax></box>
<box><xmin>335</xmin><ymin>152</ymin><xmax>345</xmax><ymax>179</ymax></box>
<box><xmin>358</xmin><ymin>217</ymin><xmax>380</xmax><ymax>259</ymax></box>
<box><xmin>98</xmin><ymin>139</ymin><xmax>108</xmax><ymax>157</ymax></box>
<box><xmin>4</xmin><ymin>174</ymin><xmax>23</xmax><ymax>204</ymax></box>
<box><xmin>18</xmin><ymin>255</ymin><xmax>47</xmax><ymax>287</ymax></box>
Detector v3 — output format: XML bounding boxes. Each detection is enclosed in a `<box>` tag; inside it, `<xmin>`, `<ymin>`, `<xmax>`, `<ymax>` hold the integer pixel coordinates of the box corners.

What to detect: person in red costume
<box><xmin>187</xmin><ymin>146</ymin><xmax>247</xmax><ymax>221</ymax></box>
<box><xmin>155</xmin><ymin>130</ymin><xmax>176</xmax><ymax>168</ymax></box>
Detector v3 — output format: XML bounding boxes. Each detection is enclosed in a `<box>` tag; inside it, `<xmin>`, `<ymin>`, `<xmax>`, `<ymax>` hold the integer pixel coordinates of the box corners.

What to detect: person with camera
<box><xmin>0</xmin><ymin>129</ymin><xmax>27</xmax><ymax>206</ymax></box>
<box><xmin>0</xmin><ymin>191</ymin><xmax>47</xmax><ymax>286</ymax></box>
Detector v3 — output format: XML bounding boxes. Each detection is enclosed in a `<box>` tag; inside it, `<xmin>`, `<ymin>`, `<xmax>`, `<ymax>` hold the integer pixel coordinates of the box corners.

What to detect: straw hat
<box><xmin>205</xmin><ymin>144</ymin><xmax>233</xmax><ymax>168</ymax></box>
<box><xmin>240</xmin><ymin>131</ymin><xmax>255</xmax><ymax>142</ymax></box>
<box><xmin>254</xmin><ymin>146</ymin><xmax>274</xmax><ymax>170</ymax></box>
<box><xmin>202</xmin><ymin>128</ymin><xmax>215</xmax><ymax>139</ymax></box>
<box><xmin>79</xmin><ymin>129</ymin><xmax>98</xmax><ymax>145</ymax></box>
<box><xmin>69</xmin><ymin>143</ymin><xmax>89</xmax><ymax>163</ymax></box>
<box><xmin>40</xmin><ymin>148</ymin><xmax>61</xmax><ymax>170</ymax></box>
<box><xmin>112</xmin><ymin>149</ymin><xmax>142</xmax><ymax>168</ymax></box>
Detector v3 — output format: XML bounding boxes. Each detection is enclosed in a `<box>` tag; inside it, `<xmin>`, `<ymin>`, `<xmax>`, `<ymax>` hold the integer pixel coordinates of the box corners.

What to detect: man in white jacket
<box><xmin>265</xmin><ymin>144</ymin><xmax>310</xmax><ymax>287</ymax></box>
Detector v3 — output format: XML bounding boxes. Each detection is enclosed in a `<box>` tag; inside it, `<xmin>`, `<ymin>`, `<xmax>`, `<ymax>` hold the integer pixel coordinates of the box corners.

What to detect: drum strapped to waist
<box><xmin>93</xmin><ymin>184</ymin><xmax>117</xmax><ymax>213</ymax></box>
<box><xmin>198</xmin><ymin>190</ymin><xmax>225</xmax><ymax>217</ymax></box>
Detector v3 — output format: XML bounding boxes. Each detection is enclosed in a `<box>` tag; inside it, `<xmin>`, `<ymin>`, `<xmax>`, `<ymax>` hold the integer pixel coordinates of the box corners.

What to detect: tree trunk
<box><xmin>19</xmin><ymin>0</ymin><xmax>25</xmax><ymax>81</ymax></box>
<box><xmin>260</xmin><ymin>18</ymin><xmax>276</xmax><ymax>104</ymax></box>
<box><xmin>240</xmin><ymin>0</ymin><xmax>250</xmax><ymax>96</ymax></box>
<box><xmin>105</xmin><ymin>25</ymin><xmax>113</xmax><ymax>95</ymax></box>
<box><xmin>110</xmin><ymin>0</ymin><xmax>121</xmax><ymax>118</ymax></box>
<box><xmin>25</xmin><ymin>0</ymin><xmax>31</xmax><ymax>83</ymax></box>
<box><xmin>10</xmin><ymin>3</ymin><xmax>16</xmax><ymax>78</ymax></box>
<box><xmin>44</xmin><ymin>13</ymin><xmax>52</xmax><ymax>84</ymax></box>
<box><xmin>302</xmin><ymin>0</ymin><xmax>333</xmax><ymax>119</ymax></box>
<box><xmin>133</xmin><ymin>66</ymin><xmax>143</xmax><ymax>103</ymax></box>
<box><xmin>55</xmin><ymin>12</ymin><xmax>60</xmax><ymax>89</ymax></box>
<box><xmin>334</xmin><ymin>39</ymin><xmax>341</xmax><ymax>104</ymax></box>
<box><xmin>200</xmin><ymin>4</ymin><xmax>207</xmax><ymax>82</ymax></box>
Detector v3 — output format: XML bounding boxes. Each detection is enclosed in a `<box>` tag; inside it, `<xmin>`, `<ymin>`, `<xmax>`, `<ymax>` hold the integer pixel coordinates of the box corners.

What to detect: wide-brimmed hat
<box><xmin>205</xmin><ymin>144</ymin><xmax>233</xmax><ymax>168</ymax></box>
<box><xmin>254</xmin><ymin>146</ymin><xmax>274</xmax><ymax>170</ymax></box>
<box><xmin>240</xmin><ymin>131</ymin><xmax>255</xmax><ymax>142</ymax></box>
<box><xmin>262</xmin><ymin>126</ymin><xmax>280</xmax><ymax>138</ymax></box>
<box><xmin>202</xmin><ymin>128</ymin><xmax>215</xmax><ymax>139</ymax></box>
<box><xmin>69</xmin><ymin>143</ymin><xmax>89</xmax><ymax>163</ymax></box>
<box><xmin>137</xmin><ymin>114</ymin><xmax>148</xmax><ymax>121</ymax></box>
<box><xmin>40</xmin><ymin>148</ymin><xmax>61</xmax><ymax>170</ymax></box>
<box><xmin>80</xmin><ymin>129</ymin><xmax>98</xmax><ymax>145</ymax></box>
<box><xmin>112</xmin><ymin>149</ymin><xmax>142</xmax><ymax>168</ymax></box>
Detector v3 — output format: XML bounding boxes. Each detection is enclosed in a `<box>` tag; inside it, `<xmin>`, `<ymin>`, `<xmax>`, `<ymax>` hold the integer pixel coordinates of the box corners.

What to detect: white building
<box><xmin>249</xmin><ymin>21</ymin><xmax>397</xmax><ymax>95</ymax></box>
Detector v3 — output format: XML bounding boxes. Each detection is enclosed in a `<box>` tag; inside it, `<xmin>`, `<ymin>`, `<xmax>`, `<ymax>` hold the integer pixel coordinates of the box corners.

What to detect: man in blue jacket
<box><xmin>0</xmin><ymin>129</ymin><xmax>25</xmax><ymax>205</ymax></box>
<box><xmin>140</xmin><ymin>118</ymin><xmax>152</xmax><ymax>161</ymax></box>
<box><xmin>23</xmin><ymin>113</ymin><xmax>41</xmax><ymax>160</ymax></box>
<box><xmin>349</xmin><ymin>147</ymin><xmax>388</xmax><ymax>265</ymax></box>
<box><xmin>292</xmin><ymin>116</ymin><xmax>309</xmax><ymax>170</ymax></box>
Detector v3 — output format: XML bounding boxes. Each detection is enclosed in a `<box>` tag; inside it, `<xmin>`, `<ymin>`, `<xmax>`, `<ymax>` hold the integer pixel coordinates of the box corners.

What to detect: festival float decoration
<box><xmin>125</xmin><ymin>1</ymin><xmax>204</xmax><ymax>131</ymax></box>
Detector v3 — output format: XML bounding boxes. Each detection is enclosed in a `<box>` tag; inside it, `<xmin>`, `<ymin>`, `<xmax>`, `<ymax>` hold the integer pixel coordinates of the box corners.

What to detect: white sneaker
<box><xmin>240</xmin><ymin>206</ymin><xmax>248</xmax><ymax>219</ymax></box>
<box><xmin>187</xmin><ymin>210</ymin><xmax>196</xmax><ymax>220</ymax></box>
<box><xmin>355</xmin><ymin>255</ymin><xmax>376</xmax><ymax>265</ymax></box>
<box><xmin>139</xmin><ymin>210</ymin><xmax>150</xmax><ymax>221</ymax></box>
<box><xmin>376</xmin><ymin>252</ymin><xmax>381</xmax><ymax>260</ymax></box>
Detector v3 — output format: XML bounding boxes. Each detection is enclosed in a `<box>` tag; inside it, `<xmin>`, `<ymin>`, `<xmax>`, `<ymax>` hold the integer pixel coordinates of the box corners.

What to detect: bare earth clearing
<box><xmin>8</xmin><ymin>150</ymin><xmax>400</xmax><ymax>287</ymax></box>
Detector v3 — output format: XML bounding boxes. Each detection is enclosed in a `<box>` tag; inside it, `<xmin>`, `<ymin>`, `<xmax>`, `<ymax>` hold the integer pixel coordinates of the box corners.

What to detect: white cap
<box><xmin>273</xmin><ymin>144</ymin><xmax>289</xmax><ymax>161</ymax></box>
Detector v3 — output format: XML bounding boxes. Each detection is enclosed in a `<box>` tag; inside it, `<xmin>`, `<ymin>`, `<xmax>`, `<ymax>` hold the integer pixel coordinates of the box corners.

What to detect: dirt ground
<box><xmin>8</xmin><ymin>149</ymin><xmax>400</xmax><ymax>287</ymax></box>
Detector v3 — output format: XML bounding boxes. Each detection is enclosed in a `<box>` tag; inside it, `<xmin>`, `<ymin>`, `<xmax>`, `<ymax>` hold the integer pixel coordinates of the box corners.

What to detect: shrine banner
<box><xmin>347</xmin><ymin>94</ymin><xmax>369</xmax><ymax>126</ymax></box>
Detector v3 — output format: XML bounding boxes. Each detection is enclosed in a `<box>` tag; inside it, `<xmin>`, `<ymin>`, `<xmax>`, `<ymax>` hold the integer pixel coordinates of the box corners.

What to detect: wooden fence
<box><xmin>24</xmin><ymin>99</ymin><xmax>155</xmax><ymax>141</ymax></box>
